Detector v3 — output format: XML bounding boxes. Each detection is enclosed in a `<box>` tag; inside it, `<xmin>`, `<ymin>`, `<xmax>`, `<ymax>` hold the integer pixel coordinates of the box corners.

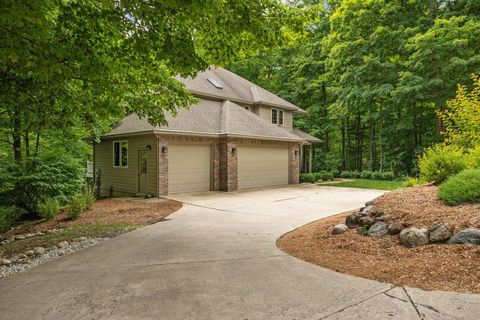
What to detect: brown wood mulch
<box><xmin>277</xmin><ymin>186</ymin><xmax>480</xmax><ymax>294</ymax></box>
<box><xmin>3</xmin><ymin>198</ymin><xmax>182</xmax><ymax>237</ymax></box>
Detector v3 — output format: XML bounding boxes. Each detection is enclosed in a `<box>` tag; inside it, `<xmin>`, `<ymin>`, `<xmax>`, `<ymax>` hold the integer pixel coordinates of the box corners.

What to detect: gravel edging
<box><xmin>0</xmin><ymin>238</ymin><xmax>107</xmax><ymax>278</ymax></box>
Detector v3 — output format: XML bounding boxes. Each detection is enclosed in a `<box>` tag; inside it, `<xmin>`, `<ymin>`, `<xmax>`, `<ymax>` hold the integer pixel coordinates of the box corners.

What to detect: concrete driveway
<box><xmin>1</xmin><ymin>185</ymin><xmax>479</xmax><ymax>319</ymax></box>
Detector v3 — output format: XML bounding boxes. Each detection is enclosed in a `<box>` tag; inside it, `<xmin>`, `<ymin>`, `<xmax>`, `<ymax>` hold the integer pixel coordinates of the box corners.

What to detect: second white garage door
<box><xmin>238</xmin><ymin>145</ymin><xmax>289</xmax><ymax>189</ymax></box>
<box><xmin>168</xmin><ymin>144</ymin><xmax>211</xmax><ymax>194</ymax></box>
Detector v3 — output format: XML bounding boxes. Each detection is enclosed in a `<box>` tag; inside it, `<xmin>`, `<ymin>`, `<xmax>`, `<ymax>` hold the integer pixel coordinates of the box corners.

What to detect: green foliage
<box><xmin>312</xmin><ymin>172</ymin><xmax>323</xmax><ymax>182</ymax></box>
<box><xmin>361</xmin><ymin>171</ymin><xmax>373</xmax><ymax>179</ymax></box>
<box><xmin>419</xmin><ymin>145</ymin><xmax>467</xmax><ymax>183</ymax></box>
<box><xmin>82</xmin><ymin>185</ymin><xmax>96</xmax><ymax>210</ymax></box>
<box><xmin>67</xmin><ymin>195</ymin><xmax>86</xmax><ymax>220</ymax></box>
<box><xmin>0</xmin><ymin>155</ymin><xmax>84</xmax><ymax>213</ymax></box>
<box><xmin>438</xmin><ymin>169</ymin><xmax>480</xmax><ymax>205</ymax></box>
<box><xmin>438</xmin><ymin>75</ymin><xmax>480</xmax><ymax>149</ymax></box>
<box><xmin>402</xmin><ymin>177</ymin><xmax>424</xmax><ymax>188</ymax></box>
<box><xmin>381</xmin><ymin>172</ymin><xmax>395</xmax><ymax>181</ymax></box>
<box><xmin>467</xmin><ymin>146</ymin><xmax>480</xmax><ymax>169</ymax></box>
<box><xmin>0</xmin><ymin>206</ymin><xmax>19</xmax><ymax>233</ymax></box>
<box><xmin>318</xmin><ymin>179</ymin><xmax>403</xmax><ymax>191</ymax></box>
<box><xmin>37</xmin><ymin>199</ymin><xmax>60</xmax><ymax>220</ymax></box>
<box><xmin>300</xmin><ymin>173</ymin><xmax>315</xmax><ymax>183</ymax></box>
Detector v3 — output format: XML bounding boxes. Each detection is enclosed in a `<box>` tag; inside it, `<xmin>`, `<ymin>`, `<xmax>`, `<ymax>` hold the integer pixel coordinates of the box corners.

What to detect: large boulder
<box><xmin>368</xmin><ymin>222</ymin><xmax>389</xmax><ymax>237</ymax></box>
<box><xmin>399</xmin><ymin>228</ymin><xmax>429</xmax><ymax>248</ymax></box>
<box><xmin>428</xmin><ymin>224</ymin><xmax>453</xmax><ymax>243</ymax></box>
<box><xmin>358</xmin><ymin>217</ymin><xmax>375</xmax><ymax>228</ymax></box>
<box><xmin>388</xmin><ymin>222</ymin><xmax>405</xmax><ymax>235</ymax></box>
<box><xmin>448</xmin><ymin>228</ymin><xmax>480</xmax><ymax>245</ymax></box>
<box><xmin>345</xmin><ymin>213</ymin><xmax>359</xmax><ymax>228</ymax></box>
<box><xmin>332</xmin><ymin>224</ymin><xmax>348</xmax><ymax>235</ymax></box>
<box><xmin>361</xmin><ymin>206</ymin><xmax>374</xmax><ymax>216</ymax></box>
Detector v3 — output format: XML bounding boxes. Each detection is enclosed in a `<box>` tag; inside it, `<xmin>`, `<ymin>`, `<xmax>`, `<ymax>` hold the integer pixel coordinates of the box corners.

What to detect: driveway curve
<box><xmin>1</xmin><ymin>185</ymin><xmax>479</xmax><ymax>319</ymax></box>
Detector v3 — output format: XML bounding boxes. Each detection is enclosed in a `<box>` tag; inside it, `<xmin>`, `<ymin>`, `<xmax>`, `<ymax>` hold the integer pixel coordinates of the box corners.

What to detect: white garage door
<box><xmin>168</xmin><ymin>144</ymin><xmax>211</xmax><ymax>194</ymax></box>
<box><xmin>238</xmin><ymin>145</ymin><xmax>289</xmax><ymax>189</ymax></box>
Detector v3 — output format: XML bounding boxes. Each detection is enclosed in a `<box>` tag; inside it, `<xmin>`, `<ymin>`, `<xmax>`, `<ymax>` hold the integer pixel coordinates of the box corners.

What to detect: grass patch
<box><xmin>318</xmin><ymin>179</ymin><xmax>403</xmax><ymax>190</ymax></box>
<box><xmin>0</xmin><ymin>222</ymin><xmax>140</xmax><ymax>258</ymax></box>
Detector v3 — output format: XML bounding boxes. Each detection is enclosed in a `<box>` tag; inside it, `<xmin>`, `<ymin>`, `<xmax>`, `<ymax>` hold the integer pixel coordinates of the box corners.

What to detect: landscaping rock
<box><xmin>1</xmin><ymin>259</ymin><xmax>12</xmax><ymax>266</ymax></box>
<box><xmin>388</xmin><ymin>223</ymin><xmax>405</xmax><ymax>235</ymax></box>
<box><xmin>14</xmin><ymin>235</ymin><xmax>25</xmax><ymax>240</ymax></box>
<box><xmin>358</xmin><ymin>217</ymin><xmax>374</xmax><ymax>228</ymax></box>
<box><xmin>448</xmin><ymin>228</ymin><xmax>480</xmax><ymax>245</ymax></box>
<box><xmin>399</xmin><ymin>228</ymin><xmax>429</xmax><ymax>248</ymax></box>
<box><xmin>33</xmin><ymin>247</ymin><xmax>45</xmax><ymax>256</ymax></box>
<box><xmin>374</xmin><ymin>214</ymin><xmax>392</xmax><ymax>222</ymax></box>
<box><xmin>345</xmin><ymin>214</ymin><xmax>359</xmax><ymax>228</ymax></box>
<box><xmin>361</xmin><ymin>205</ymin><xmax>374</xmax><ymax>216</ymax></box>
<box><xmin>428</xmin><ymin>224</ymin><xmax>453</xmax><ymax>243</ymax></box>
<box><xmin>356</xmin><ymin>226</ymin><xmax>367</xmax><ymax>236</ymax></box>
<box><xmin>368</xmin><ymin>222</ymin><xmax>389</xmax><ymax>237</ymax></box>
<box><xmin>365</xmin><ymin>199</ymin><xmax>377</xmax><ymax>207</ymax></box>
<box><xmin>57</xmin><ymin>241</ymin><xmax>69</xmax><ymax>248</ymax></box>
<box><xmin>25</xmin><ymin>250</ymin><xmax>35</xmax><ymax>257</ymax></box>
<box><xmin>332</xmin><ymin>224</ymin><xmax>348</xmax><ymax>235</ymax></box>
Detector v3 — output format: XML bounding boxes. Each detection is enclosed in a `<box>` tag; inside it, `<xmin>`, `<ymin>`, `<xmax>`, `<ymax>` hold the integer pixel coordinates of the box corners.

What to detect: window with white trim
<box><xmin>113</xmin><ymin>141</ymin><xmax>128</xmax><ymax>168</ymax></box>
<box><xmin>271</xmin><ymin>108</ymin><xmax>284</xmax><ymax>125</ymax></box>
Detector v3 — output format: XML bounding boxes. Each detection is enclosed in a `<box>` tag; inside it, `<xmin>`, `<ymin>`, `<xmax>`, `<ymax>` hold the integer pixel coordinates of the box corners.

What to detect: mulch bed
<box><xmin>277</xmin><ymin>186</ymin><xmax>480</xmax><ymax>294</ymax></box>
<box><xmin>3</xmin><ymin>198</ymin><xmax>182</xmax><ymax>237</ymax></box>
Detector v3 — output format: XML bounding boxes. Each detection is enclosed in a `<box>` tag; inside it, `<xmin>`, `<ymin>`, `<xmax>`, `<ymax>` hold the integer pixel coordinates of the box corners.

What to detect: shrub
<box><xmin>438</xmin><ymin>169</ymin><xmax>480</xmax><ymax>205</ymax></box>
<box><xmin>0</xmin><ymin>206</ymin><xmax>19</xmax><ymax>233</ymax></box>
<box><xmin>83</xmin><ymin>185</ymin><xmax>96</xmax><ymax>210</ymax></box>
<box><xmin>402</xmin><ymin>176</ymin><xmax>425</xmax><ymax>188</ymax></box>
<box><xmin>312</xmin><ymin>172</ymin><xmax>323</xmax><ymax>182</ymax></box>
<box><xmin>371</xmin><ymin>171</ymin><xmax>384</xmax><ymax>180</ymax></box>
<box><xmin>323</xmin><ymin>172</ymin><xmax>334</xmax><ymax>181</ymax></box>
<box><xmin>67</xmin><ymin>195</ymin><xmax>86</xmax><ymax>220</ymax></box>
<box><xmin>0</xmin><ymin>155</ymin><xmax>84</xmax><ymax>213</ymax></box>
<box><xmin>352</xmin><ymin>171</ymin><xmax>361</xmax><ymax>178</ymax></box>
<box><xmin>340</xmin><ymin>171</ymin><xmax>353</xmax><ymax>178</ymax></box>
<box><xmin>300</xmin><ymin>173</ymin><xmax>315</xmax><ymax>183</ymax></box>
<box><xmin>467</xmin><ymin>146</ymin><xmax>480</xmax><ymax>169</ymax></box>
<box><xmin>360</xmin><ymin>171</ymin><xmax>373</xmax><ymax>179</ymax></box>
<box><xmin>37</xmin><ymin>199</ymin><xmax>60</xmax><ymax>219</ymax></box>
<box><xmin>418</xmin><ymin>144</ymin><xmax>467</xmax><ymax>183</ymax></box>
<box><xmin>381</xmin><ymin>172</ymin><xmax>395</xmax><ymax>181</ymax></box>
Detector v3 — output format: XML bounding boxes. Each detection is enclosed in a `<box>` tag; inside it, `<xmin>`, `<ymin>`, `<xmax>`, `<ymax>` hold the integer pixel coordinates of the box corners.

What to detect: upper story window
<box><xmin>113</xmin><ymin>140</ymin><xmax>128</xmax><ymax>168</ymax></box>
<box><xmin>271</xmin><ymin>108</ymin><xmax>284</xmax><ymax>125</ymax></box>
<box><xmin>207</xmin><ymin>77</ymin><xmax>223</xmax><ymax>89</ymax></box>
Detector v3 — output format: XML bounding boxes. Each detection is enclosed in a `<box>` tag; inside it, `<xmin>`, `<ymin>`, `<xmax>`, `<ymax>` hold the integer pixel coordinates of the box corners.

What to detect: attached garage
<box><xmin>168</xmin><ymin>144</ymin><xmax>212</xmax><ymax>194</ymax></box>
<box><xmin>237</xmin><ymin>145</ymin><xmax>289</xmax><ymax>190</ymax></box>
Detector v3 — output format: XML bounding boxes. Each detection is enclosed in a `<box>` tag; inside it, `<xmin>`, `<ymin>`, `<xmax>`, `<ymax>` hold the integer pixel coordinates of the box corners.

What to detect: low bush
<box><xmin>438</xmin><ymin>169</ymin><xmax>480</xmax><ymax>205</ymax></box>
<box><xmin>322</xmin><ymin>172</ymin><xmax>334</xmax><ymax>181</ymax></box>
<box><xmin>0</xmin><ymin>206</ymin><xmax>19</xmax><ymax>233</ymax></box>
<box><xmin>402</xmin><ymin>176</ymin><xmax>425</xmax><ymax>187</ymax></box>
<box><xmin>381</xmin><ymin>172</ymin><xmax>395</xmax><ymax>181</ymax></box>
<box><xmin>467</xmin><ymin>146</ymin><xmax>480</xmax><ymax>169</ymax></box>
<box><xmin>419</xmin><ymin>144</ymin><xmax>466</xmax><ymax>183</ymax></box>
<box><xmin>37</xmin><ymin>199</ymin><xmax>60</xmax><ymax>219</ymax></box>
<box><xmin>371</xmin><ymin>171</ymin><xmax>384</xmax><ymax>180</ymax></box>
<box><xmin>67</xmin><ymin>195</ymin><xmax>86</xmax><ymax>220</ymax></box>
<box><xmin>313</xmin><ymin>172</ymin><xmax>323</xmax><ymax>182</ymax></box>
<box><xmin>83</xmin><ymin>185</ymin><xmax>96</xmax><ymax>210</ymax></box>
<box><xmin>360</xmin><ymin>171</ymin><xmax>373</xmax><ymax>179</ymax></box>
<box><xmin>340</xmin><ymin>171</ymin><xmax>353</xmax><ymax>178</ymax></box>
<box><xmin>300</xmin><ymin>173</ymin><xmax>315</xmax><ymax>183</ymax></box>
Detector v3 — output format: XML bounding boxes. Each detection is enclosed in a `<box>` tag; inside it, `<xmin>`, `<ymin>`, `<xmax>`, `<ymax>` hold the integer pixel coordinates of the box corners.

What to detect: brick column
<box><xmin>219</xmin><ymin>137</ymin><xmax>238</xmax><ymax>191</ymax></box>
<box><xmin>289</xmin><ymin>143</ymin><xmax>301</xmax><ymax>184</ymax></box>
<box><xmin>157</xmin><ymin>136</ymin><xmax>168</xmax><ymax>196</ymax></box>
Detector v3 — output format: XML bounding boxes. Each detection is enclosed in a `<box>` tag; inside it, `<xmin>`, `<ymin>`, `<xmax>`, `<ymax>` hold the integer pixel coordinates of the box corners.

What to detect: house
<box><xmin>94</xmin><ymin>67</ymin><xmax>320</xmax><ymax>197</ymax></box>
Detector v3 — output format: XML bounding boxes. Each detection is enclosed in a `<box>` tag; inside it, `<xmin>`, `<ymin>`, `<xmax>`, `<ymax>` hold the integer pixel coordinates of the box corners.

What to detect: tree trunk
<box><xmin>12</xmin><ymin>110</ymin><xmax>22</xmax><ymax>163</ymax></box>
<box><xmin>24</xmin><ymin>132</ymin><xmax>30</xmax><ymax>158</ymax></box>
<box><xmin>379</xmin><ymin>102</ymin><xmax>384</xmax><ymax>172</ymax></box>
<box><xmin>341</xmin><ymin>121</ymin><xmax>346</xmax><ymax>171</ymax></box>
<box><xmin>34</xmin><ymin>131</ymin><xmax>41</xmax><ymax>157</ymax></box>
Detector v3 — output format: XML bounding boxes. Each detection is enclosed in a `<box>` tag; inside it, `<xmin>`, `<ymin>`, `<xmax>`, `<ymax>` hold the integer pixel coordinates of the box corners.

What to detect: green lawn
<box><xmin>318</xmin><ymin>179</ymin><xmax>403</xmax><ymax>190</ymax></box>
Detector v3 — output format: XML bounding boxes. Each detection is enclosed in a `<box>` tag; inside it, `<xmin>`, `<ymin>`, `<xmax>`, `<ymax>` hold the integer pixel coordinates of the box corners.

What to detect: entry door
<box><xmin>138</xmin><ymin>151</ymin><xmax>148</xmax><ymax>194</ymax></box>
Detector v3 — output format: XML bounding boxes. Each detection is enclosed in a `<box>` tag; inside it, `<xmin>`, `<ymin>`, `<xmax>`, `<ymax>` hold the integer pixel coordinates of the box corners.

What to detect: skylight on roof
<box><xmin>207</xmin><ymin>77</ymin><xmax>223</xmax><ymax>89</ymax></box>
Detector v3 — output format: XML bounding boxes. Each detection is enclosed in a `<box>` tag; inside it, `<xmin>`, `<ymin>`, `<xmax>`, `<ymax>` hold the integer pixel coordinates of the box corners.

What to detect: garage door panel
<box><xmin>238</xmin><ymin>145</ymin><xmax>288</xmax><ymax>189</ymax></box>
<box><xmin>168</xmin><ymin>144</ymin><xmax>211</xmax><ymax>194</ymax></box>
